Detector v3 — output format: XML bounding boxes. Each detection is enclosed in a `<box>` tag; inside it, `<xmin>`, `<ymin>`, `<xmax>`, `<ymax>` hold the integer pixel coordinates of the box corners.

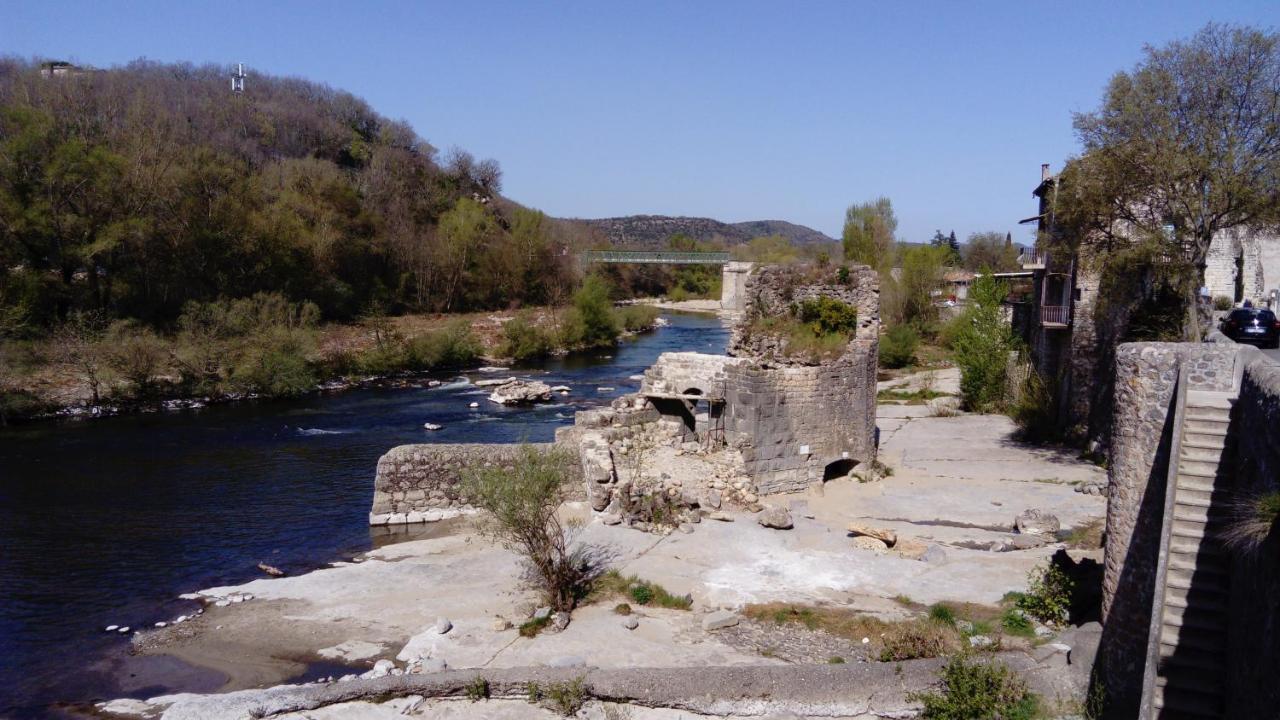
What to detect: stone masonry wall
<box><xmin>1222</xmin><ymin>350</ymin><xmax>1280</xmax><ymax>718</ymax></box>
<box><xmin>1100</xmin><ymin>341</ymin><xmax>1242</xmax><ymax>713</ymax></box>
<box><xmin>370</xmin><ymin>443</ymin><xmax>582</xmax><ymax>525</ymax></box>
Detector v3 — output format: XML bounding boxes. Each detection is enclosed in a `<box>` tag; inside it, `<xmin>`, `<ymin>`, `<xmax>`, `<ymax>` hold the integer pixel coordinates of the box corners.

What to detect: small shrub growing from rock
<box><xmin>1000</xmin><ymin>607</ymin><xmax>1034</xmax><ymax>637</ymax></box>
<box><xmin>528</xmin><ymin>677</ymin><xmax>588</xmax><ymax>717</ymax></box>
<box><xmin>879</xmin><ymin>324</ymin><xmax>919</xmax><ymax>369</ymax></box>
<box><xmin>628</xmin><ymin>584</ymin><xmax>653</xmax><ymax>605</ymax></box>
<box><xmin>1224</xmin><ymin>491</ymin><xmax>1280</xmax><ymax>552</ymax></box>
<box><xmin>614</xmin><ymin>603</ymin><xmax>632</xmax><ymax>615</ymax></box>
<box><xmin>928</xmin><ymin>604</ymin><xmax>956</xmax><ymax>626</ymax></box>
<box><xmin>1015</xmin><ymin>563</ymin><xmax>1073</xmax><ymax>626</ymax></box>
<box><xmin>909</xmin><ymin>656</ymin><xmax>1040</xmax><ymax>720</ymax></box>
<box><xmin>1213</xmin><ymin>295</ymin><xmax>1234</xmax><ymax>311</ymax></box>
<box><xmin>519</xmin><ymin>615</ymin><xmax>552</xmax><ymax>638</ymax></box>
<box><xmin>590</xmin><ymin>570</ymin><xmax>692</xmax><ymax>610</ymax></box>
<box><xmin>465</xmin><ymin>677</ymin><xmax>490</xmax><ymax>701</ymax></box>
<box><xmin>878</xmin><ymin>619</ymin><xmax>962</xmax><ymax>662</ymax></box>
<box><xmin>828</xmin><ymin>655</ymin><xmax>846</xmax><ymax>664</ymax></box>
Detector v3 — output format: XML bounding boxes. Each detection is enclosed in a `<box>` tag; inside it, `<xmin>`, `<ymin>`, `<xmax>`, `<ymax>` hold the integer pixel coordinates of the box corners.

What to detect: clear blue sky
<box><xmin>3</xmin><ymin>1</ymin><xmax>1276</xmax><ymax>243</ymax></box>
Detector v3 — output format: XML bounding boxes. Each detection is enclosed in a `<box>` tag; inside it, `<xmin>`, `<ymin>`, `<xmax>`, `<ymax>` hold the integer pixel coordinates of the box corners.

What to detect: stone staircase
<box><xmin>1144</xmin><ymin>388</ymin><xmax>1236</xmax><ymax>719</ymax></box>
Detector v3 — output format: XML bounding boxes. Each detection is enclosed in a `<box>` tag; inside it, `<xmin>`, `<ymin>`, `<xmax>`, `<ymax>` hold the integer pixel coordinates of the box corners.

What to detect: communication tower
<box><xmin>231</xmin><ymin>63</ymin><xmax>246</xmax><ymax>93</ymax></box>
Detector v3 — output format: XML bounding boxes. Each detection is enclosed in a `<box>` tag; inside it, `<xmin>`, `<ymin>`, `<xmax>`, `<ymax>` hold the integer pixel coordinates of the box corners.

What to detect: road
<box><xmin>1264</xmin><ymin>346</ymin><xmax>1280</xmax><ymax>364</ymax></box>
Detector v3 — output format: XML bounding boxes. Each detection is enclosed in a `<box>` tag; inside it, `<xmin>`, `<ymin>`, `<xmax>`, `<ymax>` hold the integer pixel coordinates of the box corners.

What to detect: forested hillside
<box><xmin>0</xmin><ymin>59</ymin><xmax>577</xmax><ymax>333</ymax></box>
<box><xmin>567</xmin><ymin>215</ymin><xmax>834</xmax><ymax>249</ymax></box>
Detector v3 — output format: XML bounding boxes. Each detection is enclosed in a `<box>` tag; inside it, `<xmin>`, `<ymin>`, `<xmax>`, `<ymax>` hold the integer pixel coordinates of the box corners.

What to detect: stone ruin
<box><xmin>370</xmin><ymin>262</ymin><xmax>880</xmax><ymax>531</ymax></box>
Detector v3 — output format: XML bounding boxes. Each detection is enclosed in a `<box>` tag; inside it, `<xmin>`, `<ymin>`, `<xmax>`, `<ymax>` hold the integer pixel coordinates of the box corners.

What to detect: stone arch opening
<box><xmin>822</xmin><ymin>459</ymin><xmax>857</xmax><ymax>482</ymax></box>
<box><xmin>680</xmin><ymin>388</ymin><xmax>704</xmax><ymax>435</ymax></box>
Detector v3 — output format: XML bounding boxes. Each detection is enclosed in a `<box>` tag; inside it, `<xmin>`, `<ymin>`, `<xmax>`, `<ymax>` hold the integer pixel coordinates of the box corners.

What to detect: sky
<box><xmin>3</xmin><ymin>1</ymin><xmax>1277</xmax><ymax>244</ymax></box>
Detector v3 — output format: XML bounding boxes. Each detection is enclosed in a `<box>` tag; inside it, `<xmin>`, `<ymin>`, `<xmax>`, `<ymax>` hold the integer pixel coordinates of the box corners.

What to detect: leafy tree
<box><xmin>893</xmin><ymin>244</ymin><xmax>950</xmax><ymax>326</ymax></box>
<box><xmin>951</xmin><ymin>275</ymin><xmax>1018</xmax><ymax>412</ymax></box>
<box><xmin>842</xmin><ymin>197</ymin><xmax>897</xmax><ymax>269</ymax></box>
<box><xmin>1068</xmin><ymin>23</ymin><xmax>1280</xmax><ymax>339</ymax></box>
<box><xmin>568</xmin><ymin>275</ymin><xmax>619</xmax><ymax>348</ymax></box>
<box><xmin>961</xmin><ymin>232</ymin><xmax>1021</xmax><ymax>272</ymax></box>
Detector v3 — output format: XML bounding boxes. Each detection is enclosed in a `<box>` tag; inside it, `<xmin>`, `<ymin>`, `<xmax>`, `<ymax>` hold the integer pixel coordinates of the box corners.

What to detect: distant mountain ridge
<box><xmin>563</xmin><ymin>215</ymin><xmax>836</xmax><ymax>249</ymax></box>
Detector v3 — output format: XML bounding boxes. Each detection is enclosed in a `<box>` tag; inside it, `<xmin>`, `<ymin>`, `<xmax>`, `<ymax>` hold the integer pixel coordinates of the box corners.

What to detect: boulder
<box><xmin>968</xmin><ymin>635</ymin><xmax>995</xmax><ymax>649</ymax></box>
<box><xmin>551</xmin><ymin>611</ymin><xmax>571</xmax><ymax>632</ymax></box>
<box><xmin>757</xmin><ymin>506</ymin><xmax>793</xmax><ymax>530</ymax></box>
<box><xmin>490</xmin><ymin>617</ymin><xmax>512</xmax><ymax>631</ymax></box>
<box><xmin>1015</xmin><ymin>509</ymin><xmax>1061</xmax><ymax>537</ymax></box>
<box><xmin>709</xmin><ymin>511</ymin><xmax>734</xmax><ymax>522</ymax></box>
<box><xmin>702</xmin><ymin>610</ymin><xmax>741</xmax><ymax>631</ymax></box>
<box><xmin>488</xmin><ymin>379</ymin><xmax>553</xmax><ymax>405</ymax></box>
<box><xmin>1010</xmin><ymin>534</ymin><xmax>1047</xmax><ymax>550</ymax></box>
<box><xmin>533</xmin><ymin>607</ymin><xmax>552</xmax><ymax>620</ymax></box>
<box><xmin>434</xmin><ymin>617</ymin><xmax>453</xmax><ymax>634</ymax></box>
<box><xmin>894</xmin><ymin>537</ymin><xmax>929</xmax><ymax>559</ymax></box>
<box><xmin>850</xmin><ymin>536</ymin><xmax>889</xmax><ymax>552</ymax></box>
<box><xmin>622</xmin><ymin>616</ymin><xmax>639</xmax><ymax>630</ymax></box>
<box><xmin>847</xmin><ymin>523</ymin><xmax>897</xmax><ymax>546</ymax></box>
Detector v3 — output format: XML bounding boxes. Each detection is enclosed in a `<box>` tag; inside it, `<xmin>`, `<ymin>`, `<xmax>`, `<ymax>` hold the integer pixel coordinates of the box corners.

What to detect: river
<box><xmin>0</xmin><ymin>311</ymin><xmax>729</xmax><ymax>718</ymax></box>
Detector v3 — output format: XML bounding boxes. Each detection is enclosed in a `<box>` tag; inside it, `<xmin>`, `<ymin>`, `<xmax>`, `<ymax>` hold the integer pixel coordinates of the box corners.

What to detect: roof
<box><xmin>943</xmin><ymin>269</ymin><xmax>976</xmax><ymax>282</ymax></box>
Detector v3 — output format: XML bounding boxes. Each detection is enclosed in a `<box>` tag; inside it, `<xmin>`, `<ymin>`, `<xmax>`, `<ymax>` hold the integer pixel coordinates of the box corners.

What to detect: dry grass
<box><xmin>743</xmin><ymin>603</ymin><xmax>964</xmax><ymax>662</ymax></box>
<box><xmin>1224</xmin><ymin>491</ymin><xmax>1280</xmax><ymax>552</ymax></box>
<box><xmin>587</xmin><ymin>570</ymin><xmax>692</xmax><ymax>610</ymax></box>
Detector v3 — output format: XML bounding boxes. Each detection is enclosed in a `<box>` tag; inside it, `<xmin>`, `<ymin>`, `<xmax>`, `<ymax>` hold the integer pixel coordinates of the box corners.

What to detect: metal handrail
<box><xmin>1041</xmin><ymin>305</ymin><xmax>1070</xmax><ymax>325</ymax></box>
<box><xmin>580</xmin><ymin>251</ymin><xmax>731</xmax><ymax>265</ymax></box>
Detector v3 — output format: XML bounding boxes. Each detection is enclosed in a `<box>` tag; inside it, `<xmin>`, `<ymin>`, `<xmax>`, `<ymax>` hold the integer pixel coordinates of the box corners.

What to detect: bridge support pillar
<box><xmin>721</xmin><ymin>262</ymin><xmax>754</xmax><ymax>316</ymax></box>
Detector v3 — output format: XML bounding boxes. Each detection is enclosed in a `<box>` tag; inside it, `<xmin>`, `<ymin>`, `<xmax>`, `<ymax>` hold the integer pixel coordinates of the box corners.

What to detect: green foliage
<box><xmin>1000</xmin><ymin>607</ymin><xmax>1035</xmax><ymax>637</ymax></box>
<box><xmin>1010</xmin><ymin>368</ymin><xmax>1062</xmax><ymax>443</ymax></box>
<box><xmin>910</xmin><ymin>656</ymin><xmax>1040</xmax><ymax>720</ymax></box>
<box><xmin>796</xmin><ymin>296</ymin><xmax>859</xmax><ymax>336</ymax></box>
<box><xmin>231</xmin><ymin>328</ymin><xmax>316</xmax><ymax>397</ymax></box>
<box><xmin>1224</xmin><ymin>491</ymin><xmax>1280</xmax><ymax>551</ymax></box>
<box><xmin>928</xmin><ymin>604</ymin><xmax>956</xmax><ymax>626</ymax></box>
<box><xmin>562</xmin><ymin>276</ymin><xmax>619</xmax><ymax>349</ymax></box>
<box><xmin>406</xmin><ymin>320</ymin><xmax>482</xmax><ymax>370</ymax></box>
<box><xmin>1213</xmin><ymin>295</ymin><xmax>1234</xmax><ymax>311</ymax></box>
<box><xmin>886</xmin><ymin>244</ymin><xmax>949</xmax><ymax>327</ymax></box>
<box><xmin>0</xmin><ymin>59</ymin><xmax>574</xmax><ymax>335</ymax></box>
<box><xmin>877</xmin><ymin>619</ymin><xmax>962</xmax><ymax>662</ymax></box>
<box><xmin>615</xmin><ymin>304</ymin><xmax>659</xmax><ymax>333</ymax></box>
<box><xmin>613</xmin><ymin>603</ymin><xmax>632</xmax><ymax>616</ymax></box>
<box><xmin>592</xmin><ymin>570</ymin><xmax>692</xmax><ymax>610</ymax></box>
<box><xmin>961</xmin><ymin>232</ymin><xmax>1022</xmax><ymax>273</ymax></box>
<box><xmin>464</xmin><ymin>677</ymin><xmax>490</xmax><ymax>701</ymax></box>
<box><xmin>500</xmin><ymin>313</ymin><xmax>554</xmax><ymax>363</ymax></box>
<box><xmin>731</xmin><ymin>235</ymin><xmax>803</xmax><ymax>265</ymax></box>
<box><xmin>1016</xmin><ymin>563</ymin><xmax>1073</xmax><ymax>626</ymax></box>
<box><xmin>842</xmin><ymin>197</ymin><xmax>897</xmax><ymax>269</ymax></box>
<box><xmin>104</xmin><ymin>320</ymin><xmax>170</xmax><ymax>396</ymax></box>
<box><xmin>518</xmin><ymin>615</ymin><xmax>552</xmax><ymax>638</ymax></box>
<box><xmin>526</xmin><ymin>677</ymin><xmax>587</xmax><ymax>716</ymax></box>
<box><xmin>460</xmin><ymin>445</ymin><xmax>583</xmax><ymax>612</ymax></box>
<box><xmin>828</xmin><ymin>656</ymin><xmax>846</xmax><ymax>664</ymax></box>
<box><xmin>951</xmin><ymin>275</ymin><xmax>1018</xmax><ymax>413</ymax></box>
<box><xmin>880</xmin><ymin>325</ymin><xmax>919</xmax><ymax>369</ymax></box>
<box><xmin>628</xmin><ymin>584</ymin><xmax>653</xmax><ymax>605</ymax></box>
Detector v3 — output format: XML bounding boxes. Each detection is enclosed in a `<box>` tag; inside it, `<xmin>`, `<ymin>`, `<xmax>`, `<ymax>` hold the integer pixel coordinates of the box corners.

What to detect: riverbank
<box><xmin>95</xmin><ymin>381</ymin><xmax>1108</xmax><ymax>717</ymax></box>
<box><xmin>0</xmin><ymin>313</ymin><xmax>733</xmax><ymax>719</ymax></box>
<box><xmin>0</xmin><ymin>304</ymin><xmax>665</xmax><ymax>426</ymax></box>
<box><xmin>627</xmin><ymin>297</ymin><xmax>723</xmax><ymax>314</ymax></box>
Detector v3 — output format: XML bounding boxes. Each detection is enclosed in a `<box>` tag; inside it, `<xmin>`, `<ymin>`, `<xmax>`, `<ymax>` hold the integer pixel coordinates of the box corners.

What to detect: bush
<box><xmin>952</xmin><ymin>275</ymin><xmax>1018</xmax><ymax>412</ymax></box>
<box><xmin>500</xmin><ymin>313</ymin><xmax>554</xmax><ymax>362</ymax></box>
<box><xmin>796</xmin><ymin>296</ymin><xmax>859</xmax><ymax>336</ymax></box>
<box><xmin>461</xmin><ymin>445</ymin><xmax>584</xmax><ymax>612</ymax></box>
<box><xmin>464</xmin><ymin>677</ymin><xmax>490</xmax><ymax>701</ymax></box>
<box><xmin>628</xmin><ymin>584</ymin><xmax>653</xmax><ymax>605</ymax></box>
<box><xmin>1000</xmin><ymin>607</ymin><xmax>1034</xmax><ymax>637</ymax></box>
<box><xmin>591</xmin><ymin>570</ymin><xmax>692</xmax><ymax>610</ymax></box>
<box><xmin>615</xmin><ymin>304</ymin><xmax>659</xmax><ymax>332</ymax></box>
<box><xmin>1223</xmin><ymin>491</ymin><xmax>1280</xmax><ymax>552</ymax></box>
<box><xmin>880</xmin><ymin>324</ymin><xmax>919</xmax><ymax>368</ymax></box>
<box><xmin>1009</xmin><ymin>368</ymin><xmax>1061</xmax><ymax>443</ymax></box>
<box><xmin>928</xmin><ymin>604</ymin><xmax>956</xmax><ymax>626</ymax></box>
<box><xmin>1016</xmin><ymin>563</ymin><xmax>1073</xmax><ymax>626</ymax></box>
<box><xmin>1213</xmin><ymin>295</ymin><xmax>1234</xmax><ymax>311</ymax></box>
<box><xmin>878</xmin><ymin>619</ymin><xmax>962</xmax><ymax>661</ymax></box>
<box><xmin>570</xmin><ymin>276</ymin><xmax>619</xmax><ymax>348</ymax></box>
<box><xmin>527</xmin><ymin>677</ymin><xmax>587</xmax><ymax>717</ymax></box>
<box><xmin>105</xmin><ymin>320</ymin><xmax>171</xmax><ymax>396</ymax></box>
<box><xmin>231</xmin><ymin>329</ymin><xmax>317</xmax><ymax>397</ymax></box>
<box><xmin>518</xmin><ymin>615</ymin><xmax>552</xmax><ymax>637</ymax></box>
<box><xmin>406</xmin><ymin>319</ymin><xmax>481</xmax><ymax>370</ymax></box>
<box><xmin>910</xmin><ymin>656</ymin><xmax>1039</xmax><ymax>720</ymax></box>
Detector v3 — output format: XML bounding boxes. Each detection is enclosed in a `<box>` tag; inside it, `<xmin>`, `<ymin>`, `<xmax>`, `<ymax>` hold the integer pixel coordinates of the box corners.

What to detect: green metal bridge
<box><xmin>579</xmin><ymin>250</ymin><xmax>731</xmax><ymax>265</ymax></box>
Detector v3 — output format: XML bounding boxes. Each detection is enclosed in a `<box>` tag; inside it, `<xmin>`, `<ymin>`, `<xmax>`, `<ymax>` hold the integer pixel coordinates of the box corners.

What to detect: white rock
<box><xmin>423</xmin><ymin>423</ymin><xmax>443</xmax><ymax>431</ymax></box>
<box><xmin>154</xmin><ymin>621</ymin><xmax>167</xmax><ymax>628</ymax></box>
<box><xmin>550</xmin><ymin>385</ymin><xmax>570</xmax><ymax>393</ymax></box>
<box><xmin>969</xmin><ymin>635</ymin><xmax>995</xmax><ymax>648</ymax></box>
<box><xmin>435</xmin><ymin>617</ymin><xmax>453</xmax><ymax>634</ymax></box>
<box><xmin>214</xmin><ymin>600</ymin><xmax>230</xmax><ymax>607</ymax></box>
<box><xmin>548</xmin><ymin>655</ymin><xmax>586</xmax><ymax>667</ymax></box>
<box><xmin>468</xmin><ymin>402</ymin><xmax>480</xmax><ymax>409</ymax></box>
<box><xmin>118</xmin><ymin>626</ymin><xmax>130</xmax><ymax>633</ymax></box>
<box><xmin>105</xmin><ymin>625</ymin><xmax>119</xmax><ymax>632</ymax></box>
<box><xmin>622</xmin><ymin>616</ymin><xmax>639</xmax><ymax>630</ymax></box>
<box><xmin>702</xmin><ymin>610</ymin><xmax>740</xmax><ymax>631</ymax></box>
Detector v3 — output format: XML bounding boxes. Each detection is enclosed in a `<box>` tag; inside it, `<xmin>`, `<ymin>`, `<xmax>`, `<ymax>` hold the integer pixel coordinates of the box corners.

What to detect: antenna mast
<box><xmin>231</xmin><ymin>63</ymin><xmax>246</xmax><ymax>93</ymax></box>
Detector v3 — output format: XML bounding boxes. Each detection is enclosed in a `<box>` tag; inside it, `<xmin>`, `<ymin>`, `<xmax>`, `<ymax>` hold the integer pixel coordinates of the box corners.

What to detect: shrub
<box><xmin>500</xmin><ymin>313</ymin><xmax>554</xmax><ymax>362</ymax></box>
<box><xmin>1009</xmin><ymin>368</ymin><xmax>1061</xmax><ymax>442</ymax></box>
<box><xmin>105</xmin><ymin>320</ymin><xmax>171</xmax><ymax>396</ymax></box>
<box><xmin>797</xmin><ymin>296</ymin><xmax>859</xmax><ymax>336</ymax></box>
<box><xmin>909</xmin><ymin>656</ymin><xmax>1039</xmax><ymax>720</ymax></box>
<box><xmin>231</xmin><ymin>328</ymin><xmax>317</xmax><ymax>397</ymax></box>
<box><xmin>615</xmin><ymin>304</ymin><xmax>659</xmax><ymax>332</ymax></box>
<box><xmin>464</xmin><ymin>677</ymin><xmax>490</xmax><ymax>701</ymax></box>
<box><xmin>571</xmin><ymin>275</ymin><xmax>619</xmax><ymax>348</ymax></box>
<box><xmin>1000</xmin><ymin>607</ymin><xmax>1034</xmax><ymax>637</ymax></box>
<box><xmin>1016</xmin><ymin>563</ymin><xmax>1073</xmax><ymax>626</ymax></box>
<box><xmin>461</xmin><ymin>445</ymin><xmax>584</xmax><ymax>612</ymax></box>
<box><xmin>1213</xmin><ymin>295</ymin><xmax>1234</xmax><ymax>311</ymax></box>
<box><xmin>628</xmin><ymin>584</ymin><xmax>653</xmax><ymax>605</ymax></box>
<box><xmin>828</xmin><ymin>655</ymin><xmax>846</xmax><ymax>664</ymax></box>
<box><xmin>406</xmin><ymin>319</ymin><xmax>481</xmax><ymax>370</ymax></box>
<box><xmin>590</xmin><ymin>570</ymin><xmax>692</xmax><ymax>610</ymax></box>
<box><xmin>880</xmin><ymin>324</ymin><xmax>919</xmax><ymax>369</ymax></box>
<box><xmin>614</xmin><ymin>603</ymin><xmax>632</xmax><ymax>616</ymax></box>
<box><xmin>518</xmin><ymin>615</ymin><xmax>552</xmax><ymax>637</ymax></box>
<box><xmin>527</xmin><ymin>677</ymin><xmax>588</xmax><ymax>717</ymax></box>
<box><xmin>952</xmin><ymin>275</ymin><xmax>1018</xmax><ymax>412</ymax></box>
<box><xmin>1223</xmin><ymin>491</ymin><xmax>1280</xmax><ymax>552</ymax></box>
<box><xmin>928</xmin><ymin>604</ymin><xmax>956</xmax><ymax>626</ymax></box>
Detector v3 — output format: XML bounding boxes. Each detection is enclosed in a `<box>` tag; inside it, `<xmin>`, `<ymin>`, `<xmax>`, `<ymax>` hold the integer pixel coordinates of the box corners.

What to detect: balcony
<box><xmin>1018</xmin><ymin>249</ymin><xmax>1047</xmax><ymax>270</ymax></box>
<box><xmin>1041</xmin><ymin>305</ymin><xmax>1070</xmax><ymax>328</ymax></box>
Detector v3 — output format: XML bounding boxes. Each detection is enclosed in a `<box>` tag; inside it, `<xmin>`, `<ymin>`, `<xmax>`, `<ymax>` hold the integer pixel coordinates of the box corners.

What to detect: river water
<box><xmin>0</xmin><ymin>312</ymin><xmax>728</xmax><ymax>718</ymax></box>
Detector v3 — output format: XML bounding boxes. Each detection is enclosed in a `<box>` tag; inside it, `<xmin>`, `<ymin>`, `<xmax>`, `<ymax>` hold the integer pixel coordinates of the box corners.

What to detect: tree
<box><xmin>460</xmin><ymin>445</ymin><xmax>585</xmax><ymax>612</ymax></box>
<box><xmin>930</xmin><ymin>230</ymin><xmax>960</xmax><ymax>264</ymax></box>
<box><xmin>1070</xmin><ymin>23</ymin><xmax>1280</xmax><ymax>339</ymax></box>
<box><xmin>885</xmin><ymin>244</ymin><xmax>949</xmax><ymax>327</ymax></box>
<box><xmin>961</xmin><ymin>232</ymin><xmax>1021</xmax><ymax>272</ymax></box>
<box><xmin>952</xmin><ymin>275</ymin><xmax>1018</xmax><ymax>413</ymax></box>
<box><xmin>842</xmin><ymin>197</ymin><xmax>897</xmax><ymax>269</ymax></box>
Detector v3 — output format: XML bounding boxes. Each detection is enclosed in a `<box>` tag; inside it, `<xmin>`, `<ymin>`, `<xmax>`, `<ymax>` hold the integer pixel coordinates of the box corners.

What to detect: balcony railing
<box><xmin>1041</xmin><ymin>305</ymin><xmax>1070</xmax><ymax>327</ymax></box>
<box><xmin>1018</xmin><ymin>249</ymin><xmax>1047</xmax><ymax>269</ymax></box>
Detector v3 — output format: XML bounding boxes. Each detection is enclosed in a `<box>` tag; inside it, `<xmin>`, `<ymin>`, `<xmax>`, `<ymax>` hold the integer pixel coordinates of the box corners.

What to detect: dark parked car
<box><xmin>1221</xmin><ymin>308</ymin><xmax>1280</xmax><ymax>348</ymax></box>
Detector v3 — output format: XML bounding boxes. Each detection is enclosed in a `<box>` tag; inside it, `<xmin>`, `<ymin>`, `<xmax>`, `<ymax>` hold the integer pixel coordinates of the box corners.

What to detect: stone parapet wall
<box><xmin>370</xmin><ymin>443</ymin><xmax>581</xmax><ymax>525</ymax></box>
<box><xmin>732</xmin><ymin>264</ymin><xmax>880</xmax><ymax>354</ymax></box>
<box><xmin>640</xmin><ymin>352</ymin><xmax>743</xmax><ymax>400</ymax></box>
<box><xmin>1101</xmin><ymin>341</ymin><xmax>1249</xmax><ymax>712</ymax></box>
